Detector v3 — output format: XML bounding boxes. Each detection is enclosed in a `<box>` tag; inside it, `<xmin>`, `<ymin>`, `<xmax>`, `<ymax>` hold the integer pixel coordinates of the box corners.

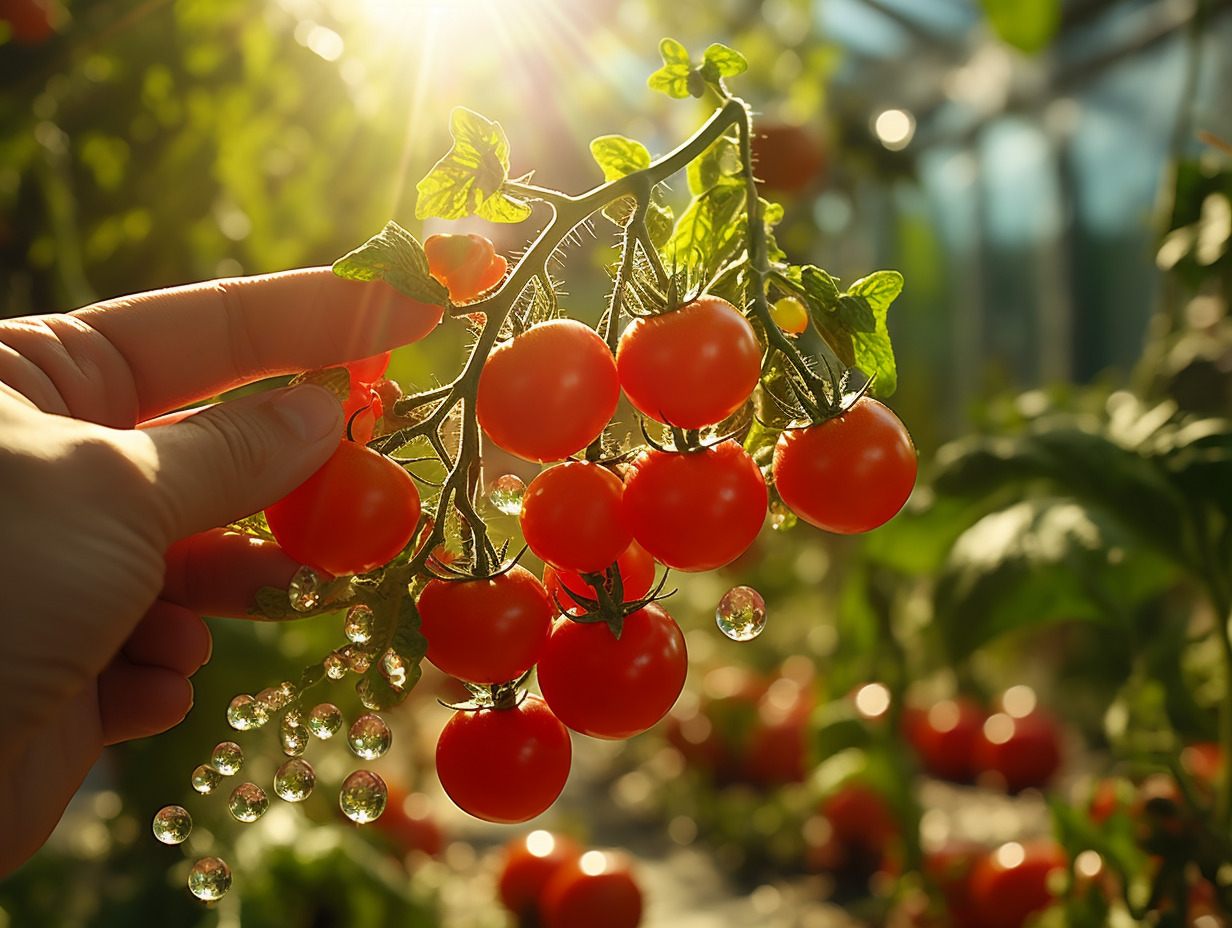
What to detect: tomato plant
<box><xmin>519</xmin><ymin>461</ymin><xmax>632</xmax><ymax>574</ymax></box>
<box><xmin>536</xmin><ymin>602</ymin><xmax>687</xmax><ymax>740</ymax></box>
<box><xmin>263</xmin><ymin>440</ymin><xmax>421</xmax><ymax>577</ymax></box>
<box><xmin>772</xmin><ymin>396</ymin><xmax>917</xmax><ymax>534</ymax></box>
<box><xmin>434</xmin><ymin>695</ymin><xmax>571</xmax><ymax>824</ymax></box>
<box><xmin>541</xmin><ymin>540</ymin><xmax>656</xmax><ymax>611</ymax></box>
<box><xmin>538</xmin><ymin>851</ymin><xmax>643</xmax><ymax>928</ymax></box>
<box><xmin>424</xmin><ymin>232</ymin><xmax>508</xmax><ymax>303</ymax></box>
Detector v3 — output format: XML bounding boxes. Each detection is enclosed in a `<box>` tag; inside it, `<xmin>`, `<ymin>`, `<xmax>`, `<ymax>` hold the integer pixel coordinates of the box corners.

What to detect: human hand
<box><xmin>0</xmin><ymin>268</ymin><xmax>442</xmax><ymax>876</ymax></box>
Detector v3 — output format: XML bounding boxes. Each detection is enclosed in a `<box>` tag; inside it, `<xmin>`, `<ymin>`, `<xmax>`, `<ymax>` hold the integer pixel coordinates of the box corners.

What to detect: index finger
<box><xmin>73</xmin><ymin>268</ymin><xmax>444</xmax><ymax>420</ymax></box>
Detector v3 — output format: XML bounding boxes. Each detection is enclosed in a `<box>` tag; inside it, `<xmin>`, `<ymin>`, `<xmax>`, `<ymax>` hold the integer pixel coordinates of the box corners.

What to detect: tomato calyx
<box><xmin>551</xmin><ymin>566</ymin><xmax>675</xmax><ymax>641</ymax></box>
<box><xmin>423</xmin><ymin>544</ymin><xmax>526</xmax><ymax>584</ymax></box>
<box><xmin>439</xmin><ymin>673</ymin><xmax>534</xmax><ymax>713</ymax></box>
<box><xmin>637</xmin><ymin>414</ymin><xmax>749</xmax><ymax>456</ymax></box>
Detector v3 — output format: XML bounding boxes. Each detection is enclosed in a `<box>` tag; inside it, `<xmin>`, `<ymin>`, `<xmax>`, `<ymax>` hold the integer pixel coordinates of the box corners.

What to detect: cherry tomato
<box><xmin>772</xmin><ymin>397</ymin><xmax>917</xmax><ymax>534</ymax></box>
<box><xmin>539</xmin><ymin>851</ymin><xmax>643</xmax><ymax>928</ymax></box>
<box><xmin>743</xmin><ymin>676</ymin><xmax>813</xmax><ymax>786</ymax></box>
<box><xmin>435</xmin><ymin>694</ymin><xmax>571</xmax><ymax>824</ymax></box>
<box><xmin>520</xmin><ymin>461</ymin><xmax>632</xmax><ymax>574</ymax></box>
<box><xmin>477</xmin><ymin>319</ymin><xmax>620</xmax><ymax>463</ymax></box>
<box><xmin>542</xmin><ymin>540</ymin><xmax>656</xmax><ymax>611</ymax></box>
<box><xmin>342</xmin><ymin>378</ymin><xmax>383</xmax><ymax>444</ymax></box>
<box><xmin>373</xmin><ymin>782</ymin><xmax>443</xmax><ymax>858</ymax></box>
<box><xmin>264</xmin><ymin>441</ymin><xmax>420</xmax><ymax>577</ymax></box>
<box><xmin>498</xmin><ymin>831</ymin><xmax>583</xmax><ymax>923</ymax></box>
<box><xmin>903</xmin><ymin>697</ymin><xmax>986</xmax><ymax>783</ymax></box>
<box><xmin>343</xmin><ymin>351</ymin><xmax>392</xmax><ymax>385</ymax></box>
<box><xmin>923</xmin><ymin>841</ymin><xmax>987</xmax><ymax>928</ymax></box>
<box><xmin>750</xmin><ymin>121</ymin><xmax>827</xmax><ymax>194</ymax></box>
<box><xmin>417</xmin><ymin>565</ymin><xmax>553</xmax><ymax>685</ymax></box>
<box><xmin>969</xmin><ymin>840</ymin><xmax>1067</xmax><ymax>928</ymax></box>
<box><xmin>974</xmin><ymin>709</ymin><xmax>1062</xmax><ymax>793</ymax></box>
<box><xmin>424</xmin><ymin>232</ymin><xmax>508</xmax><ymax>303</ymax></box>
<box><xmin>770</xmin><ymin>296</ymin><xmax>809</xmax><ymax>335</ymax></box>
<box><xmin>536</xmin><ymin>602</ymin><xmax>687</xmax><ymax>740</ymax></box>
<box><xmin>623</xmin><ymin>440</ymin><xmax>767</xmax><ymax>572</ymax></box>
<box><xmin>1</xmin><ymin>0</ymin><xmax>59</xmax><ymax>45</ymax></box>
<box><xmin>616</xmin><ymin>295</ymin><xmax>762</xmax><ymax>429</ymax></box>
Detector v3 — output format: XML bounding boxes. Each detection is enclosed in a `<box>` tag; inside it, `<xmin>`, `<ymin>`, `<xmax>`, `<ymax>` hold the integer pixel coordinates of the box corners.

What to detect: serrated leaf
<box><xmin>415</xmin><ymin>107</ymin><xmax>531</xmax><ymax>223</ymax></box>
<box><xmin>806</xmin><ymin>270</ymin><xmax>900</xmax><ymax>395</ymax></box>
<box><xmin>662</xmin><ymin>176</ymin><xmax>747</xmax><ymax>283</ymax></box>
<box><xmin>357</xmin><ymin>589</ymin><xmax>427</xmax><ymax>710</ymax></box>
<box><xmin>249</xmin><ymin>585</ymin><xmax>294</xmax><ymax>620</ymax></box>
<box><xmin>648</xmin><ymin>37</ymin><xmax>694</xmax><ymax>99</ymax></box>
<box><xmin>332</xmin><ymin>221</ymin><xmax>450</xmax><ymax>305</ymax></box>
<box><xmin>743</xmin><ymin>416</ymin><xmax>783</xmax><ymax>469</ymax></box>
<box><xmin>590</xmin><ymin>134</ymin><xmax>651</xmax><ymax>183</ymax></box>
<box><xmin>701</xmin><ymin>43</ymin><xmax>748</xmax><ymax>79</ymax></box>
<box><xmin>687</xmin><ymin>133</ymin><xmax>741</xmax><ymax>195</ymax></box>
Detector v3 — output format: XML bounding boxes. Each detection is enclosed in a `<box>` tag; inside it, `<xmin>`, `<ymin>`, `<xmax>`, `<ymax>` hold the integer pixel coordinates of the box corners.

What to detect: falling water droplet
<box><xmin>152</xmin><ymin>805</ymin><xmax>192</xmax><ymax>844</ymax></box>
<box><xmin>210</xmin><ymin>742</ymin><xmax>243</xmax><ymax>776</ymax></box>
<box><xmin>768</xmin><ymin>499</ymin><xmax>797</xmax><ymax>532</ymax></box>
<box><xmin>227</xmin><ymin>782</ymin><xmax>269</xmax><ymax>823</ymax></box>
<box><xmin>273</xmin><ymin>758</ymin><xmax>316</xmax><ymax>802</ymax></box>
<box><xmin>344</xmin><ymin>604</ymin><xmax>375</xmax><ymax>644</ymax></box>
<box><xmin>191</xmin><ymin>764</ymin><xmax>223</xmax><ymax>795</ymax></box>
<box><xmin>288</xmin><ymin>565</ymin><xmax>324</xmax><ymax>612</ymax></box>
<box><xmin>307</xmin><ymin>703</ymin><xmax>344</xmax><ymax>739</ymax></box>
<box><xmin>380</xmin><ymin>649</ymin><xmax>407</xmax><ymax>689</ymax></box>
<box><xmin>348</xmin><ymin>713</ymin><xmax>392</xmax><ymax>760</ymax></box>
<box><xmin>323</xmin><ymin>651</ymin><xmax>348</xmax><ymax>680</ymax></box>
<box><xmin>280</xmin><ymin>720</ymin><xmax>309</xmax><ymax>756</ymax></box>
<box><xmin>187</xmin><ymin>856</ymin><xmax>232</xmax><ymax>901</ymax></box>
<box><xmin>226</xmin><ymin>694</ymin><xmax>269</xmax><ymax>731</ymax></box>
<box><xmin>339</xmin><ymin>770</ymin><xmax>387</xmax><ymax>824</ymax></box>
<box><xmin>487</xmin><ymin>474</ymin><xmax>526</xmax><ymax>515</ymax></box>
<box><xmin>715</xmin><ymin>585</ymin><xmax>767</xmax><ymax>641</ymax></box>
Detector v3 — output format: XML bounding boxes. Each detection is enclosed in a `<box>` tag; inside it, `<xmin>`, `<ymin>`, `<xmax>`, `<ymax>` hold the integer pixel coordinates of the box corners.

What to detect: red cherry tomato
<box><xmin>342</xmin><ymin>377</ymin><xmax>383</xmax><ymax>444</ymax></box>
<box><xmin>772</xmin><ymin>397</ymin><xmax>917</xmax><ymax>534</ymax></box>
<box><xmin>498</xmin><ymin>831</ymin><xmax>583</xmax><ymax>923</ymax></box>
<box><xmin>751</xmin><ymin>121</ymin><xmax>827</xmax><ymax>194</ymax></box>
<box><xmin>539</xmin><ymin>851</ymin><xmax>643</xmax><ymax>928</ymax></box>
<box><xmin>373</xmin><ymin>782</ymin><xmax>444</xmax><ymax>858</ymax></box>
<box><xmin>1</xmin><ymin>0</ymin><xmax>59</xmax><ymax>45</ymax></box>
<box><xmin>616</xmin><ymin>295</ymin><xmax>762</xmax><ymax>429</ymax></box>
<box><xmin>623</xmin><ymin>440</ymin><xmax>767</xmax><ymax>572</ymax></box>
<box><xmin>264</xmin><ymin>441</ymin><xmax>420</xmax><ymax>577</ymax></box>
<box><xmin>424</xmin><ymin>232</ymin><xmax>508</xmax><ymax>303</ymax></box>
<box><xmin>417</xmin><ymin>565</ymin><xmax>553</xmax><ymax>685</ymax></box>
<box><xmin>435</xmin><ymin>694</ymin><xmax>571</xmax><ymax>824</ymax></box>
<box><xmin>343</xmin><ymin>351</ymin><xmax>392</xmax><ymax>385</ymax></box>
<box><xmin>969</xmin><ymin>840</ymin><xmax>1067</xmax><ymax>928</ymax></box>
<box><xmin>903</xmin><ymin>697</ymin><xmax>986</xmax><ymax>783</ymax></box>
<box><xmin>477</xmin><ymin>319</ymin><xmax>620</xmax><ymax>463</ymax></box>
<box><xmin>743</xmin><ymin>676</ymin><xmax>813</xmax><ymax>786</ymax></box>
<box><xmin>519</xmin><ymin>461</ymin><xmax>632</xmax><ymax>574</ymax></box>
<box><xmin>974</xmin><ymin>709</ymin><xmax>1062</xmax><ymax>793</ymax></box>
<box><xmin>536</xmin><ymin>602</ymin><xmax>687</xmax><ymax>740</ymax></box>
<box><xmin>924</xmin><ymin>841</ymin><xmax>987</xmax><ymax>928</ymax></box>
<box><xmin>542</xmin><ymin>540</ymin><xmax>656</xmax><ymax>611</ymax></box>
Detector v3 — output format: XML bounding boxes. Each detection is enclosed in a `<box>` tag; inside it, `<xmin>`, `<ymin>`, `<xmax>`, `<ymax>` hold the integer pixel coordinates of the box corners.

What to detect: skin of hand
<box><xmin>0</xmin><ymin>268</ymin><xmax>443</xmax><ymax>877</ymax></box>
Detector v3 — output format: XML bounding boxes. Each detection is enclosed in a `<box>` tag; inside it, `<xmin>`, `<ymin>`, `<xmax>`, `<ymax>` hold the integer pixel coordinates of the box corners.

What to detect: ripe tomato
<box><xmin>342</xmin><ymin>378</ymin><xmax>383</xmax><ymax>444</ymax></box>
<box><xmin>477</xmin><ymin>319</ymin><xmax>620</xmax><ymax>463</ymax></box>
<box><xmin>424</xmin><ymin>232</ymin><xmax>507</xmax><ymax>303</ymax></box>
<box><xmin>373</xmin><ymin>782</ymin><xmax>443</xmax><ymax>858</ymax></box>
<box><xmin>772</xmin><ymin>397</ymin><xmax>917</xmax><ymax>534</ymax></box>
<box><xmin>539</xmin><ymin>851</ymin><xmax>643</xmax><ymax>928</ymax></box>
<box><xmin>623</xmin><ymin>440</ymin><xmax>767</xmax><ymax>572</ymax></box>
<box><xmin>974</xmin><ymin>709</ymin><xmax>1062</xmax><ymax>793</ymax></box>
<box><xmin>343</xmin><ymin>350</ymin><xmax>391</xmax><ymax>385</ymax></box>
<box><xmin>969</xmin><ymin>840</ymin><xmax>1067</xmax><ymax>928</ymax></box>
<box><xmin>542</xmin><ymin>540</ymin><xmax>656</xmax><ymax>611</ymax></box>
<box><xmin>417</xmin><ymin>565</ymin><xmax>553</xmax><ymax>685</ymax></box>
<box><xmin>536</xmin><ymin>602</ymin><xmax>687</xmax><ymax>740</ymax></box>
<box><xmin>743</xmin><ymin>676</ymin><xmax>813</xmax><ymax>786</ymax></box>
<box><xmin>903</xmin><ymin>697</ymin><xmax>986</xmax><ymax>783</ymax></box>
<box><xmin>264</xmin><ymin>441</ymin><xmax>420</xmax><ymax>577</ymax></box>
<box><xmin>1</xmin><ymin>0</ymin><xmax>58</xmax><ymax>45</ymax></box>
<box><xmin>923</xmin><ymin>842</ymin><xmax>987</xmax><ymax>928</ymax></box>
<box><xmin>519</xmin><ymin>461</ymin><xmax>632</xmax><ymax>574</ymax></box>
<box><xmin>750</xmin><ymin>121</ymin><xmax>827</xmax><ymax>194</ymax></box>
<box><xmin>498</xmin><ymin>831</ymin><xmax>582</xmax><ymax>923</ymax></box>
<box><xmin>435</xmin><ymin>694</ymin><xmax>571</xmax><ymax>824</ymax></box>
<box><xmin>616</xmin><ymin>295</ymin><xmax>762</xmax><ymax>429</ymax></box>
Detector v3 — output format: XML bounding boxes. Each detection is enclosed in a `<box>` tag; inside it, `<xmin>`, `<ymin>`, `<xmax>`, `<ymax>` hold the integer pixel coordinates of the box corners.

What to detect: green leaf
<box><xmin>647</xmin><ymin>37</ymin><xmax>694</xmax><ymax>99</ymax></box>
<box><xmin>356</xmin><ymin>590</ymin><xmax>428</xmax><ymax>710</ymax></box>
<box><xmin>662</xmin><ymin>176</ymin><xmax>747</xmax><ymax>284</ymax></box>
<box><xmin>701</xmin><ymin>43</ymin><xmax>748</xmax><ymax>80</ymax></box>
<box><xmin>840</xmin><ymin>271</ymin><xmax>901</xmax><ymax>396</ymax></box>
<box><xmin>414</xmin><ymin>107</ymin><xmax>531</xmax><ymax>223</ymax></box>
<box><xmin>590</xmin><ymin>134</ymin><xmax>651</xmax><ymax>183</ymax></box>
<box><xmin>978</xmin><ymin>0</ymin><xmax>1061</xmax><ymax>54</ymax></box>
<box><xmin>249</xmin><ymin>585</ymin><xmax>294</xmax><ymax>620</ymax></box>
<box><xmin>332</xmin><ymin>221</ymin><xmax>451</xmax><ymax>306</ymax></box>
<box><xmin>687</xmin><ymin>133</ymin><xmax>741</xmax><ymax>196</ymax></box>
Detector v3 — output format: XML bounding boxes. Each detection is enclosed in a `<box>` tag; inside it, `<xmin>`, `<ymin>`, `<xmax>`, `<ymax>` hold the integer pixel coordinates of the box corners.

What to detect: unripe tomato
<box><xmin>539</xmin><ymin>851</ymin><xmax>643</xmax><ymax>928</ymax></box>
<box><xmin>616</xmin><ymin>295</ymin><xmax>762</xmax><ymax>429</ymax></box>
<box><xmin>969</xmin><ymin>840</ymin><xmax>1067</xmax><ymax>928</ymax></box>
<box><xmin>772</xmin><ymin>397</ymin><xmax>916</xmax><ymax>534</ymax></box>
<box><xmin>542</xmin><ymin>540</ymin><xmax>656</xmax><ymax>611</ymax></box>
<box><xmin>264</xmin><ymin>441</ymin><xmax>420</xmax><ymax>577</ymax></box>
<box><xmin>424</xmin><ymin>232</ymin><xmax>507</xmax><ymax>303</ymax></box>
<box><xmin>477</xmin><ymin>319</ymin><xmax>620</xmax><ymax>463</ymax></box>
<box><xmin>498</xmin><ymin>831</ymin><xmax>583</xmax><ymax>923</ymax></box>
<box><xmin>770</xmin><ymin>296</ymin><xmax>809</xmax><ymax>335</ymax></box>
<box><xmin>519</xmin><ymin>461</ymin><xmax>632</xmax><ymax>574</ymax></box>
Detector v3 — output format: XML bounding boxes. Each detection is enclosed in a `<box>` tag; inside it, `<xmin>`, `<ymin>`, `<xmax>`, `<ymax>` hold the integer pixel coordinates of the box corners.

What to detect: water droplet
<box><xmin>380</xmin><ymin>649</ymin><xmax>407</xmax><ymax>689</ymax></box>
<box><xmin>344</xmin><ymin>604</ymin><xmax>375</xmax><ymax>644</ymax></box>
<box><xmin>280</xmin><ymin>715</ymin><xmax>309</xmax><ymax>757</ymax></box>
<box><xmin>226</xmin><ymin>694</ymin><xmax>270</xmax><ymax>731</ymax></box>
<box><xmin>307</xmin><ymin>703</ymin><xmax>344</xmax><ymax>739</ymax></box>
<box><xmin>227</xmin><ymin>782</ymin><xmax>269</xmax><ymax>823</ymax></box>
<box><xmin>191</xmin><ymin>764</ymin><xmax>223</xmax><ymax>795</ymax></box>
<box><xmin>355</xmin><ymin>677</ymin><xmax>383</xmax><ymax>710</ymax></box>
<box><xmin>288</xmin><ymin>565</ymin><xmax>324</xmax><ymax>612</ymax></box>
<box><xmin>273</xmin><ymin>758</ymin><xmax>316</xmax><ymax>802</ymax></box>
<box><xmin>342</xmin><ymin>644</ymin><xmax>372</xmax><ymax>674</ymax></box>
<box><xmin>152</xmin><ymin>805</ymin><xmax>192</xmax><ymax>844</ymax></box>
<box><xmin>339</xmin><ymin>770</ymin><xmax>387</xmax><ymax>824</ymax></box>
<box><xmin>323</xmin><ymin>651</ymin><xmax>348</xmax><ymax>680</ymax></box>
<box><xmin>256</xmin><ymin>680</ymin><xmax>296</xmax><ymax>711</ymax></box>
<box><xmin>348</xmin><ymin>713</ymin><xmax>392</xmax><ymax>760</ymax></box>
<box><xmin>769</xmin><ymin>499</ymin><xmax>797</xmax><ymax>532</ymax></box>
<box><xmin>210</xmin><ymin>742</ymin><xmax>243</xmax><ymax>776</ymax></box>
<box><xmin>487</xmin><ymin>474</ymin><xmax>526</xmax><ymax>515</ymax></box>
<box><xmin>187</xmin><ymin>856</ymin><xmax>232</xmax><ymax>901</ymax></box>
<box><xmin>715</xmin><ymin>585</ymin><xmax>767</xmax><ymax>641</ymax></box>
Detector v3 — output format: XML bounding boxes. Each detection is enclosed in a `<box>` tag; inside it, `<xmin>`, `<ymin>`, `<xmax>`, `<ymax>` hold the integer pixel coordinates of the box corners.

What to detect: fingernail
<box><xmin>271</xmin><ymin>384</ymin><xmax>342</xmax><ymax>441</ymax></box>
<box><xmin>203</xmin><ymin>632</ymin><xmax>213</xmax><ymax>666</ymax></box>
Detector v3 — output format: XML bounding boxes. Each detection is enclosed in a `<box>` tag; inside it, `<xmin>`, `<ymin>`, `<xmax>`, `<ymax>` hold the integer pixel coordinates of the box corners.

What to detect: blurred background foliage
<box><xmin>3</xmin><ymin>0</ymin><xmax>1232</xmax><ymax>926</ymax></box>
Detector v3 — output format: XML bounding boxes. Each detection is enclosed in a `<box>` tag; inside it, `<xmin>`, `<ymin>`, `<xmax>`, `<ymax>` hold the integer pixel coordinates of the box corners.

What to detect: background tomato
<box><xmin>772</xmin><ymin>396</ymin><xmax>917</xmax><ymax>534</ymax></box>
<box><xmin>519</xmin><ymin>461</ymin><xmax>632</xmax><ymax>573</ymax></box>
<box><xmin>539</xmin><ymin>851</ymin><xmax>643</xmax><ymax>928</ymax></box>
<box><xmin>750</xmin><ymin>121</ymin><xmax>827</xmax><ymax>194</ymax></box>
<box><xmin>616</xmin><ymin>295</ymin><xmax>762</xmax><ymax>429</ymax></box>
<box><xmin>542</xmin><ymin>540</ymin><xmax>656</xmax><ymax>611</ymax></box>
<box><xmin>969</xmin><ymin>840</ymin><xmax>1067</xmax><ymax>928</ymax></box>
<box><xmin>373</xmin><ymin>782</ymin><xmax>444</xmax><ymax>859</ymax></box>
<box><xmin>498</xmin><ymin>831</ymin><xmax>583</xmax><ymax>924</ymax></box>
<box><xmin>477</xmin><ymin>319</ymin><xmax>620</xmax><ymax>463</ymax></box>
<box><xmin>435</xmin><ymin>695</ymin><xmax>571</xmax><ymax>824</ymax></box>
<box><xmin>903</xmin><ymin>697</ymin><xmax>986</xmax><ymax>783</ymax></box>
<box><xmin>623</xmin><ymin>441</ymin><xmax>767</xmax><ymax>572</ymax></box>
<box><xmin>417</xmin><ymin>565</ymin><xmax>552</xmax><ymax>685</ymax></box>
<box><xmin>536</xmin><ymin>602</ymin><xmax>687</xmax><ymax>740</ymax></box>
<box><xmin>264</xmin><ymin>440</ymin><xmax>420</xmax><ymax>577</ymax></box>
<box><xmin>974</xmin><ymin>708</ymin><xmax>1062</xmax><ymax>793</ymax></box>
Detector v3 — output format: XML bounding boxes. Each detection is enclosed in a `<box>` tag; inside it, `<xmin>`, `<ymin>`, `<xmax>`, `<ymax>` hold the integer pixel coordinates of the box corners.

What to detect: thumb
<box><xmin>140</xmin><ymin>384</ymin><xmax>343</xmax><ymax>543</ymax></box>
